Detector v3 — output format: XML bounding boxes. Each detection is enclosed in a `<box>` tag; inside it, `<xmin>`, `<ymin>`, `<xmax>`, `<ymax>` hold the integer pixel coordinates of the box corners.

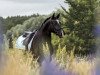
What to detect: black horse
<box><xmin>23</xmin><ymin>13</ymin><xmax>64</xmax><ymax>64</ymax></box>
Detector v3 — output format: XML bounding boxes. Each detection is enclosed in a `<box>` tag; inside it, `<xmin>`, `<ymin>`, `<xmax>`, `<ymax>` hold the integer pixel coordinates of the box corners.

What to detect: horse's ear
<box><xmin>51</xmin><ymin>13</ymin><xmax>55</xmax><ymax>19</ymax></box>
<box><xmin>56</xmin><ymin>13</ymin><xmax>60</xmax><ymax>19</ymax></box>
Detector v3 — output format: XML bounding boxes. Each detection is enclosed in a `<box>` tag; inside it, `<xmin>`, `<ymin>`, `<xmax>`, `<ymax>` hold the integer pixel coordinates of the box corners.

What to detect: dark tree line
<box><xmin>0</xmin><ymin>14</ymin><xmax>40</xmax><ymax>49</ymax></box>
<box><xmin>4</xmin><ymin>14</ymin><xmax>39</xmax><ymax>33</ymax></box>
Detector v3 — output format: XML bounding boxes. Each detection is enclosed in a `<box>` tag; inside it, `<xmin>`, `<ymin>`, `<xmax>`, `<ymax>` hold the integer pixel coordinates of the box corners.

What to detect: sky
<box><xmin>0</xmin><ymin>0</ymin><xmax>69</xmax><ymax>18</ymax></box>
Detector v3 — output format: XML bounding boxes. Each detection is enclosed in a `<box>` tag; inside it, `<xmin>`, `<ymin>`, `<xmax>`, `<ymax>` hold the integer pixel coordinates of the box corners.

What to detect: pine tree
<box><xmin>61</xmin><ymin>0</ymin><xmax>99</xmax><ymax>55</ymax></box>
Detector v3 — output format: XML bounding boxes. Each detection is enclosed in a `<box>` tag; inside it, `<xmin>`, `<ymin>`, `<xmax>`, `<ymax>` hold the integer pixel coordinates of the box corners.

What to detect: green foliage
<box><xmin>6</xmin><ymin>15</ymin><xmax>46</xmax><ymax>38</ymax></box>
<box><xmin>95</xmin><ymin>7</ymin><xmax>100</xmax><ymax>23</ymax></box>
<box><xmin>58</xmin><ymin>0</ymin><xmax>99</xmax><ymax>55</ymax></box>
<box><xmin>0</xmin><ymin>17</ymin><xmax>5</xmax><ymax>33</ymax></box>
<box><xmin>4</xmin><ymin>14</ymin><xmax>39</xmax><ymax>33</ymax></box>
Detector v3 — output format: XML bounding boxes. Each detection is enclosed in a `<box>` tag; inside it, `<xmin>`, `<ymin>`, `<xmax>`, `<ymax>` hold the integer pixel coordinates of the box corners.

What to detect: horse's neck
<box><xmin>40</xmin><ymin>22</ymin><xmax>51</xmax><ymax>34</ymax></box>
<box><xmin>35</xmin><ymin>22</ymin><xmax>51</xmax><ymax>43</ymax></box>
<box><xmin>36</xmin><ymin>29</ymin><xmax>51</xmax><ymax>43</ymax></box>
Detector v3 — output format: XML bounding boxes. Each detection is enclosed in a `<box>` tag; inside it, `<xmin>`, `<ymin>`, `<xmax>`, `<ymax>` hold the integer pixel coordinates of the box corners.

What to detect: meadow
<box><xmin>0</xmin><ymin>0</ymin><xmax>99</xmax><ymax>75</ymax></box>
<box><xmin>0</xmin><ymin>44</ymin><xmax>95</xmax><ymax>75</ymax></box>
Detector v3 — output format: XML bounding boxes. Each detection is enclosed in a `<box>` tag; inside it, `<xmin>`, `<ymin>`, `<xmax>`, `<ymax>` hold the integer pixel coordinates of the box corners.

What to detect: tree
<box><xmin>4</xmin><ymin>14</ymin><xmax>39</xmax><ymax>33</ymax></box>
<box><xmin>61</xmin><ymin>0</ymin><xmax>99</xmax><ymax>55</ymax></box>
<box><xmin>6</xmin><ymin>15</ymin><xmax>46</xmax><ymax>38</ymax></box>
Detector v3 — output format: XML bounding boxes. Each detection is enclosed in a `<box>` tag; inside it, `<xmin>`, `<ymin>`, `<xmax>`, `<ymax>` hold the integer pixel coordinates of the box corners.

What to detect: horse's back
<box><xmin>15</xmin><ymin>34</ymin><xmax>34</xmax><ymax>50</ymax></box>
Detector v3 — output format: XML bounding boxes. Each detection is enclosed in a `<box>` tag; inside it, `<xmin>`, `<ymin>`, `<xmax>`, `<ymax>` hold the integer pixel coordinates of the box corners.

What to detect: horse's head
<box><xmin>49</xmin><ymin>13</ymin><xmax>64</xmax><ymax>38</ymax></box>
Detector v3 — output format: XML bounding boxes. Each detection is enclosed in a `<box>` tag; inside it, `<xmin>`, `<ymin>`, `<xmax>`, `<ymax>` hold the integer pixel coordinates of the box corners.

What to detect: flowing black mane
<box><xmin>39</xmin><ymin>17</ymin><xmax>51</xmax><ymax>30</ymax></box>
<box><xmin>43</xmin><ymin>17</ymin><xmax>51</xmax><ymax>24</ymax></box>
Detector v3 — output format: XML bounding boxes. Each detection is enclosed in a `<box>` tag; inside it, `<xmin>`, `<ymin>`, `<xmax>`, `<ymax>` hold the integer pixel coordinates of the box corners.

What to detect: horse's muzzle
<box><xmin>59</xmin><ymin>30</ymin><xmax>65</xmax><ymax>38</ymax></box>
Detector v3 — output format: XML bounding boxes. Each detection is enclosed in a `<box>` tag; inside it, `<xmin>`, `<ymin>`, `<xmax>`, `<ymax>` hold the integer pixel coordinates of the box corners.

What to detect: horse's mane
<box><xmin>43</xmin><ymin>17</ymin><xmax>51</xmax><ymax>24</ymax></box>
<box><xmin>39</xmin><ymin>17</ymin><xmax>51</xmax><ymax>30</ymax></box>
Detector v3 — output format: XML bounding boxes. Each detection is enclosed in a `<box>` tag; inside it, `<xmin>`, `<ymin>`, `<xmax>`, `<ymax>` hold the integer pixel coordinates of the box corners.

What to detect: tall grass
<box><xmin>55</xmin><ymin>45</ymin><xmax>95</xmax><ymax>75</ymax></box>
<box><xmin>0</xmin><ymin>45</ymin><xmax>95</xmax><ymax>75</ymax></box>
<box><xmin>0</xmin><ymin>49</ymin><xmax>39</xmax><ymax>75</ymax></box>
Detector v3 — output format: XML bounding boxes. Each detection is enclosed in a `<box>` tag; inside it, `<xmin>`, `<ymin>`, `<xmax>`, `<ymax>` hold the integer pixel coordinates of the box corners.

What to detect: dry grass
<box><xmin>0</xmin><ymin>49</ymin><xmax>39</xmax><ymax>75</ymax></box>
<box><xmin>0</xmin><ymin>46</ymin><xmax>95</xmax><ymax>75</ymax></box>
<box><xmin>55</xmin><ymin>45</ymin><xmax>95</xmax><ymax>75</ymax></box>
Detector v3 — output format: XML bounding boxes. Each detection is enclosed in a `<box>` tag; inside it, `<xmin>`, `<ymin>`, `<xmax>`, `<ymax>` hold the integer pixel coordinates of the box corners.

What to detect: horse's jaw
<box><xmin>57</xmin><ymin>30</ymin><xmax>64</xmax><ymax>38</ymax></box>
<box><xmin>61</xmin><ymin>30</ymin><xmax>65</xmax><ymax>38</ymax></box>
